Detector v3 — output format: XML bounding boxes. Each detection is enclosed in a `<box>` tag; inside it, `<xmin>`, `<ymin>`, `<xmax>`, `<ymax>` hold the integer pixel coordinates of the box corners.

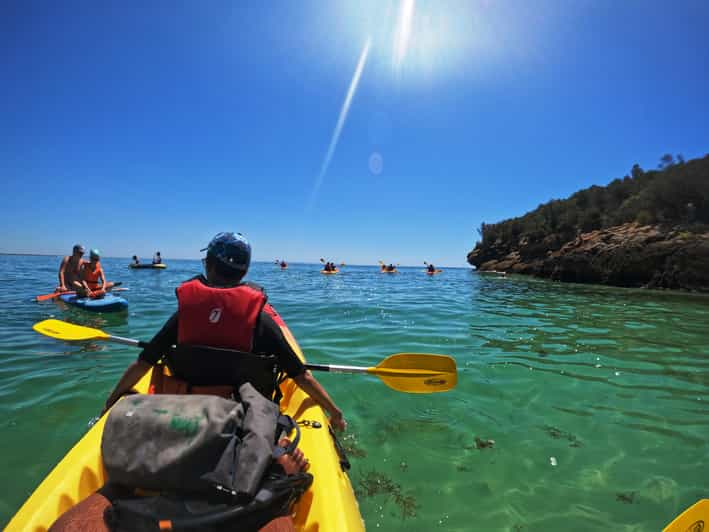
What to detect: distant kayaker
<box><xmin>427</xmin><ymin>263</ymin><xmax>436</xmax><ymax>273</ymax></box>
<box><xmin>387</xmin><ymin>263</ymin><xmax>395</xmax><ymax>272</ymax></box>
<box><xmin>56</xmin><ymin>244</ymin><xmax>86</xmax><ymax>292</ymax></box>
<box><xmin>104</xmin><ymin>231</ymin><xmax>347</xmax><ymax>431</ymax></box>
<box><xmin>131</xmin><ymin>255</ymin><xmax>140</xmax><ymax>265</ymax></box>
<box><xmin>76</xmin><ymin>249</ymin><xmax>115</xmax><ymax>297</ymax></box>
<box><xmin>280</xmin><ymin>260</ymin><xmax>287</xmax><ymax>268</ymax></box>
<box><xmin>152</xmin><ymin>251</ymin><xmax>161</xmax><ymax>264</ymax></box>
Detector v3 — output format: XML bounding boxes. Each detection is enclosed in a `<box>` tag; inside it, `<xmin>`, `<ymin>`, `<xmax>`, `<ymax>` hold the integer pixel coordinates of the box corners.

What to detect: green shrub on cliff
<box><xmin>475</xmin><ymin>154</ymin><xmax>709</xmax><ymax>252</ymax></box>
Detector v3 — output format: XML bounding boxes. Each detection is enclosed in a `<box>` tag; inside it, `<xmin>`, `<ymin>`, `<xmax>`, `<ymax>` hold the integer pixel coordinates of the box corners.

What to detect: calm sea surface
<box><xmin>0</xmin><ymin>255</ymin><xmax>707</xmax><ymax>530</ymax></box>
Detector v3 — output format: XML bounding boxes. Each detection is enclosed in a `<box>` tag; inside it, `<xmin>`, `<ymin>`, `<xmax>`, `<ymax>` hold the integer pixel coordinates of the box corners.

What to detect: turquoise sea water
<box><xmin>0</xmin><ymin>255</ymin><xmax>707</xmax><ymax>531</ymax></box>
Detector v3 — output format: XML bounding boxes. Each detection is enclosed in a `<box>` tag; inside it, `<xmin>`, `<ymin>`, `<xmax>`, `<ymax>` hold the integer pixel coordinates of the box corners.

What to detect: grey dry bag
<box><xmin>101</xmin><ymin>383</ymin><xmax>279</xmax><ymax>496</ymax></box>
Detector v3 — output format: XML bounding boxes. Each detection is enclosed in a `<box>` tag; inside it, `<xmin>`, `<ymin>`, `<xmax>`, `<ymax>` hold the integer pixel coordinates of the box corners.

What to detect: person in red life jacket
<box><xmin>76</xmin><ymin>249</ymin><xmax>116</xmax><ymax>298</ymax></box>
<box><xmin>103</xmin><ymin>232</ymin><xmax>347</xmax><ymax>432</ymax></box>
<box><xmin>56</xmin><ymin>244</ymin><xmax>86</xmax><ymax>292</ymax></box>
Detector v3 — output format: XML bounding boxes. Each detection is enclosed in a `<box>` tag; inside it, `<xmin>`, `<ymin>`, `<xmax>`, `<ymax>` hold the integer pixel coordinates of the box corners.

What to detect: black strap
<box><xmin>329</xmin><ymin>425</ymin><xmax>351</xmax><ymax>471</ymax></box>
<box><xmin>272</xmin><ymin>415</ymin><xmax>300</xmax><ymax>459</ymax></box>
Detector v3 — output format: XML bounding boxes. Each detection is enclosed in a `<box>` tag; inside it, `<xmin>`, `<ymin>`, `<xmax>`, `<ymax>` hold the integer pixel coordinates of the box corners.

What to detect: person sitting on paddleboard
<box><xmin>103</xmin><ymin>231</ymin><xmax>347</xmax><ymax>431</ymax></box>
<box><xmin>152</xmin><ymin>251</ymin><xmax>161</xmax><ymax>264</ymax></box>
<box><xmin>76</xmin><ymin>249</ymin><xmax>115</xmax><ymax>298</ymax></box>
<box><xmin>56</xmin><ymin>244</ymin><xmax>86</xmax><ymax>292</ymax></box>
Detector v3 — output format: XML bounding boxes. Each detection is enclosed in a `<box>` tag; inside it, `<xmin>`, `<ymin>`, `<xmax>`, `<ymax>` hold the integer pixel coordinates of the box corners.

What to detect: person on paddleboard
<box><xmin>103</xmin><ymin>231</ymin><xmax>347</xmax><ymax>431</ymax></box>
<box><xmin>76</xmin><ymin>249</ymin><xmax>116</xmax><ymax>298</ymax></box>
<box><xmin>56</xmin><ymin>244</ymin><xmax>86</xmax><ymax>292</ymax></box>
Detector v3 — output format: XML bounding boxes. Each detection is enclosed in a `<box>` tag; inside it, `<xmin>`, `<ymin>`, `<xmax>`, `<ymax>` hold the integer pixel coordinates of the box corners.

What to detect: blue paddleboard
<box><xmin>58</xmin><ymin>293</ymin><xmax>128</xmax><ymax>312</ymax></box>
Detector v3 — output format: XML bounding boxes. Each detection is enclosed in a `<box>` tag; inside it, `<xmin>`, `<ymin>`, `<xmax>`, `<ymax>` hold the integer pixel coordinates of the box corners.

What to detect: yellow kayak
<box><xmin>7</xmin><ymin>323</ymin><xmax>364</xmax><ymax>531</ymax></box>
<box><xmin>129</xmin><ymin>263</ymin><xmax>167</xmax><ymax>269</ymax></box>
<box><xmin>320</xmin><ymin>269</ymin><xmax>339</xmax><ymax>274</ymax></box>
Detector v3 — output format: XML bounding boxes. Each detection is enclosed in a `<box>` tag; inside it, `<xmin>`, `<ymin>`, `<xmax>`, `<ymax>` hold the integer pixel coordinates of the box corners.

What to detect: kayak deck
<box><xmin>7</xmin><ymin>328</ymin><xmax>363</xmax><ymax>531</ymax></box>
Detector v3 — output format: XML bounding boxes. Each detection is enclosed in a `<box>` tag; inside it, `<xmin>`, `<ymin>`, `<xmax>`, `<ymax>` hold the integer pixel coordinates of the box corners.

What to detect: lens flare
<box><xmin>308</xmin><ymin>37</ymin><xmax>372</xmax><ymax>210</ymax></box>
<box><xmin>369</xmin><ymin>152</ymin><xmax>384</xmax><ymax>175</ymax></box>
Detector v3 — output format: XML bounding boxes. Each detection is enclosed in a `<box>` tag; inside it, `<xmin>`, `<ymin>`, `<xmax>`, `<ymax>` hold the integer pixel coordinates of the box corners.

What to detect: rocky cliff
<box><xmin>467</xmin><ymin>223</ymin><xmax>709</xmax><ymax>292</ymax></box>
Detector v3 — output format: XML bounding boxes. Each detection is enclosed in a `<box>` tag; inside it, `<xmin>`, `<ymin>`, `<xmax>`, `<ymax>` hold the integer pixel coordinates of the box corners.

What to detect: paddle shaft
<box><xmin>110</xmin><ymin>335</ymin><xmax>148</xmax><ymax>348</ymax></box>
<box><xmin>306</xmin><ymin>363</ymin><xmax>448</xmax><ymax>377</ymax></box>
<box><xmin>306</xmin><ymin>363</ymin><xmax>369</xmax><ymax>374</ymax></box>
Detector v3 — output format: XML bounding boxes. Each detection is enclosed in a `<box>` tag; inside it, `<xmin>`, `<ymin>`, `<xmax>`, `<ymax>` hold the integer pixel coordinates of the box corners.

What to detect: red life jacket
<box><xmin>176</xmin><ymin>278</ymin><xmax>266</xmax><ymax>352</ymax></box>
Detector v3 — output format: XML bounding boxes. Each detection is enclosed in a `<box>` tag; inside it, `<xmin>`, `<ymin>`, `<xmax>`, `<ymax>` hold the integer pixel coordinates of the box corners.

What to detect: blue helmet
<box><xmin>201</xmin><ymin>232</ymin><xmax>251</xmax><ymax>272</ymax></box>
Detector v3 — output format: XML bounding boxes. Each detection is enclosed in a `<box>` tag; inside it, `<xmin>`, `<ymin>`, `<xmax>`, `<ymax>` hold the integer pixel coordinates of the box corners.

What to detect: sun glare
<box><xmin>393</xmin><ymin>0</ymin><xmax>415</xmax><ymax>74</ymax></box>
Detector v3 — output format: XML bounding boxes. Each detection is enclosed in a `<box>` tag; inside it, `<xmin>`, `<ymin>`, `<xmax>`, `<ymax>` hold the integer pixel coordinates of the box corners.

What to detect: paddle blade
<box><xmin>33</xmin><ymin>319</ymin><xmax>109</xmax><ymax>342</ymax></box>
<box><xmin>36</xmin><ymin>291</ymin><xmax>71</xmax><ymax>302</ymax></box>
<box><xmin>663</xmin><ymin>499</ymin><xmax>709</xmax><ymax>532</ymax></box>
<box><xmin>370</xmin><ymin>353</ymin><xmax>457</xmax><ymax>393</ymax></box>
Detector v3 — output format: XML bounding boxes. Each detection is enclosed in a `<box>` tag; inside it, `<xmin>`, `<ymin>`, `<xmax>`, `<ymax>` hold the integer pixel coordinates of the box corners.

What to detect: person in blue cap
<box><xmin>104</xmin><ymin>232</ymin><xmax>346</xmax><ymax>431</ymax></box>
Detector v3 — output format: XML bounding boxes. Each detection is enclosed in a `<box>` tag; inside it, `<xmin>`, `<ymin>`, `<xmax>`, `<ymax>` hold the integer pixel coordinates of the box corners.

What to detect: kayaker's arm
<box><xmin>99</xmin><ymin>266</ymin><xmax>108</xmax><ymax>289</ymax></box>
<box><xmin>294</xmin><ymin>371</ymin><xmax>347</xmax><ymax>432</ymax></box>
<box><xmin>104</xmin><ymin>313</ymin><xmax>178</xmax><ymax>413</ymax></box>
<box><xmin>103</xmin><ymin>359</ymin><xmax>152</xmax><ymax>413</ymax></box>
<box><xmin>255</xmin><ymin>309</ymin><xmax>347</xmax><ymax>431</ymax></box>
<box><xmin>57</xmin><ymin>256</ymin><xmax>69</xmax><ymax>291</ymax></box>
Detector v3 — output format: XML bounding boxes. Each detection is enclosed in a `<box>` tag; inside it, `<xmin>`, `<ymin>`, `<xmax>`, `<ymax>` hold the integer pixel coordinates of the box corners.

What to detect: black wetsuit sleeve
<box><xmin>138</xmin><ymin>312</ymin><xmax>178</xmax><ymax>365</ymax></box>
<box><xmin>253</xmin><ymin>311</ymin><xmax>306</xmax><ymax>378</ymax></box>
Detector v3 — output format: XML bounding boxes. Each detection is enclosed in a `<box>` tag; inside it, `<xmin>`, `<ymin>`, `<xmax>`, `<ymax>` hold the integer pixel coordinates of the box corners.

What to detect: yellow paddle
<box><xmin>663</xmin><ymin>499</ymin><xmax>708</xmax><ymax>532</ymax></box>
<box><xmin>33</xmin><ymin>319</ymin><xmax>147</xmax><ymax>347</ymax></box>
<box><xmin>32</xmin><ymin>319</ymin><xmax>457</xmax><ymax>393</ymax></box>
<box><xmin>306</xmin><ymin>354</ymin><xmax>456</xmax><ymax>393</ymax></box>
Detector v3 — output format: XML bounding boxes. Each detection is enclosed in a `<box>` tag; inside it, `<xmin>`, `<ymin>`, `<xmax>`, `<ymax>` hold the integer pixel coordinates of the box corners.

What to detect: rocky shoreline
<box><xmin>467</xmin><ymin>223</ymin><xmax>709</xmax><ymax>292</ymax></box>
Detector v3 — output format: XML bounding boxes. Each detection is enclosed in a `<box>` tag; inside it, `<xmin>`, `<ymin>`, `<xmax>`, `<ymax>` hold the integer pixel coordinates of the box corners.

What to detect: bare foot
<box><xmin>275</xmin><ymin>438</ymin><xmax>309</xmax><ymax>474</ymax></box>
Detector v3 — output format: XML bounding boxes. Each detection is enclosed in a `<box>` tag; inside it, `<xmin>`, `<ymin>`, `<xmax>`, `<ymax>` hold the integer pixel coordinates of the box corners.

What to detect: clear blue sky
<box><xmin>2</xmin><ymin>0</ymin><xmax>708</xmax><ymax>266</ymax></box>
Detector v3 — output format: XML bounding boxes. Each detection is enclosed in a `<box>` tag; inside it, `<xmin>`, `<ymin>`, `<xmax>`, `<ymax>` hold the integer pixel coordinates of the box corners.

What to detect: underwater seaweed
<box><xmin>355</xmin><ymin>469</ymin><xmax>419</xmax><ymax>519</ymax></box>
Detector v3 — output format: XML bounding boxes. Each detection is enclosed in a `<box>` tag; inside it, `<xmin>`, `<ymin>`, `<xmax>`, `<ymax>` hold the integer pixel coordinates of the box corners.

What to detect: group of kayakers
<box><xmin>56</xmin><ymin>244</ymin><xmax>116</xmax><ymax>298</ymax></box>
<box><xmin>131</xmin><ymin>251</ymin><xmax>162</xmax><ymax>265</ymax></box>
<box><xmin>48</xmin><ymin>232</ymin><xmax>345</xmax><ymax>532</ymax></box>
<box><xmin>275</xmin><ymin>260</ymin><xmax>439</xmax><ymax>274</ymax></box>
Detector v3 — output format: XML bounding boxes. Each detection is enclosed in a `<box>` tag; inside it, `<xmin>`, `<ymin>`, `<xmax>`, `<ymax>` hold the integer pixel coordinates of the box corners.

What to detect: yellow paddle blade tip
<box><xmin>33</xmin><ymin>319</ymin><xmax>108</xmax><ymax>342</ymax></box>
